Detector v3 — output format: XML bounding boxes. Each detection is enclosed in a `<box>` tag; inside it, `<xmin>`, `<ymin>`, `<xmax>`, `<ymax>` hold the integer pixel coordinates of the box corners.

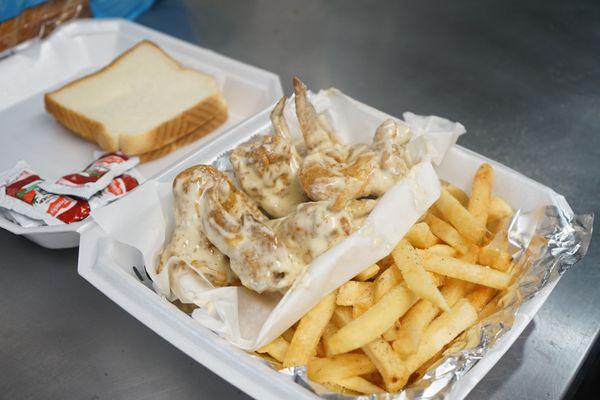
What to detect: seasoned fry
<box><xmin>478</xmin><ymin>246</ymin><xmax>512</xmax><ymax>272</ymax></box>
<box><xmin>436</xmin><ymin>188</ymin><xmax>486</xmax><ymax>244</ymax></box>
<box><xmin>393</xmin><ymin>278</ymin><xmax>467</xmax><ymax>356</ymax></box>
<box><xmin>257</xmin><ymin>336</ymin><xmax>289</xmax><ymax>362</ymax></box>
<box><xmin>393</xmin><ymin>240</ymin><xmax>449</xmax><ymax>311</ymax></box>
<box><xmin>418</xmin><ymin>250</ymin><xmax>510</xmax><ymax>290</ymax></box>
<box><xmin>403</xmin><ymin>299</ymin><xmax>478</xmax><ymax>376</ymax></box>
<box><xmin>330</xmin><ymin>376</ymin><xmax>385</xmax><ymax>394</ymax></box>
<box><xmin>426</xmin><ymin>244</ymin><xmax>458</xmax><ymax>257</ymax></box>
<box><xmin>332</xmin><ymin>307</ymin><xmax>409</xmax><ymax>392</ymax></box>
<box><xmin>321</xmin><ymin>381</ymin><xmax>361</xmax><ymax>396</ymax></box>
<box><xmin>382</xmin><ymin>324</ymin><xmax>400</xmax><ymax>342</ymax></box>
<box><xmin>405</xmin><ymin>222</ymin><xmax>440</xmax><ymax>249</ymax></box>
<box><xmin>425</xmin><ymin>213</ymin><xmax>470</xmax><ymax>255</ymax></box>
<box><xmin>458</xmin><ymin>244</ymin><xmax>480</xmax><ymax>264</ymax></box>
<box><xmin>283</xmin><ymin>291</ymin><xmax>336</xmax><ymax>367</ymax></box>
<box><xmin>328</xmin><ymin>284</ymin><xmax>416</xmax><ymax>355</ymax></box>
<box><xmin>354</xmin><ymin>263</ymin><xmax>380</xmax><ymax>281</ymax></box>
<box><xmin>468</xmin><ymin>164</ymin><xmax>493</xmax><ymax>225</ymax></box>
<box><xmin>377</xmin><ymin>254</ymin><xmax>395</xmax><ymax>269</ymax></box>
<box><xmin>374</xmin><ymin>265</ymin><xmax>403</xmax><ymax>301</ymax></box>
<box><xmin>465</xmin><ymin>285</ymin><xmax>497</xmax><ymax>312</ymax></box>
<box><xmin>337</xmin><ymin>281</ymin><xmax>375</xmax><ymax>307</ymax></box>
<box><xmin>488</xmin><ymin>196</ymin><xmax>513</xmax><ymax>222</ymax></box>
<box><xmin>281</xmin><ymin>327</ymin><xmax>296</xmax><ymax>342</ymax></box>
<box><xmin>442</xmin><ymin>182</ymin><xmax>469</xmax><ymax>206</ymax></box>
<box><xmin>321</xmin><ymin>321</ymin><xmax>338</xmax><ymax>357</ymax></box>
<box><xmin>307</xmin><ymin>353</ymin><xmax>377</xmax><ymax>382</ymax></box>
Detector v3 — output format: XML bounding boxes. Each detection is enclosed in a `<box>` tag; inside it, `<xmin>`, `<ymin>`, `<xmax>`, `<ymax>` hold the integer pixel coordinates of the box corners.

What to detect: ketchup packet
<box><xmin>0</xmin><ymin>161</ymin><xmax>143</xmax><ymax>226</ymax></box>
<box><xmin>39</xmin><ymin>152</ymin><xmax>139</xmax><ymax>199</ymax></box>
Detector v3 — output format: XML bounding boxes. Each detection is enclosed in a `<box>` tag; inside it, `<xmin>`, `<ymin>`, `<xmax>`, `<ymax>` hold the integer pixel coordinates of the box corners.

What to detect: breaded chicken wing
<box><xmin>158</xmin><ymin>165</ymin><xmax>234</xmax><ymax>287</ymax></box>
<box><xmin>230</xmin><ymin>97</ymin><xmax>306</xmax><ymax>218</ymax></box>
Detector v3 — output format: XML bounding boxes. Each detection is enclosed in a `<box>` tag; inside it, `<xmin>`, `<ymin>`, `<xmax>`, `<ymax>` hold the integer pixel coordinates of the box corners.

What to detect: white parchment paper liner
<box><xmin>92</xmin><ymin>89</ymin><xmax>465</xmax><ymax>350</ymax></box>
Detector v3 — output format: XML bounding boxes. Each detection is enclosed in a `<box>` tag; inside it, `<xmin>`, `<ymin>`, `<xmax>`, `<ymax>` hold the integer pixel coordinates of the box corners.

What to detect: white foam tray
<box><xmin>78</xmin><ymin>93</ymin><xmax>572</xmax><ymax>400</ymax></box>
<box><xmin>0</xmin><ymin>18</ymin><xmax>283</xmax><ymax>249</ymax></box>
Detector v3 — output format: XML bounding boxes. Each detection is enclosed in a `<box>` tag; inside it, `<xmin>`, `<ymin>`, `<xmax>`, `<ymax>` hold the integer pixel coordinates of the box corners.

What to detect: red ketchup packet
<box><xmin>0</xmin><ymin>161</ymin><xmax>142</xmax><ymax>226</ymax></box>
<box><xmin>38</xmin><ymin>152</ymin><xmax>139</xmax><ymax>199</ymax></box>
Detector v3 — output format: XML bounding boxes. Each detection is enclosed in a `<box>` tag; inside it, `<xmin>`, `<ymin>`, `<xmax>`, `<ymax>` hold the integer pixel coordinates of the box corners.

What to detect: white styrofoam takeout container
<box><xmin>77</xmin><ymin>91</ymin><xmax>572</xmax><ymax>399</ymax></box>
<box><xmin>0</xmin><ymin>18</ymin><xmax>283</xmax><ymax>249</ymax></box>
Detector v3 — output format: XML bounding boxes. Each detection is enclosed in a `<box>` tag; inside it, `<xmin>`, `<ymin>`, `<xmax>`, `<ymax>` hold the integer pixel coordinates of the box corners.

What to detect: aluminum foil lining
<box><xmin>270</xmin><ymin>205</ymin><xmax>593</xmax><ymax>399</ymax></box>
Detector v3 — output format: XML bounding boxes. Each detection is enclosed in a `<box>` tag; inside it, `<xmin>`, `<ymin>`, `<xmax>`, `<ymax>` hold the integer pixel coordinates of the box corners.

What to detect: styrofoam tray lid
<box><xmin>78</xmin><ymin>89</ymin><xmax>572</xmax><ymax>400</ymax></box>
<box><xmin>0</xmin><ymin>18</ymin><xmax>283</xmax><ymax>249</ymax></box>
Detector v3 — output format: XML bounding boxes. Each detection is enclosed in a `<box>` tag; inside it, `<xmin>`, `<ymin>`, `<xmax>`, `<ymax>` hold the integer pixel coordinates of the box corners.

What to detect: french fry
<box><xmin>354</xmin><ymin>263</ymin><xmax>380</xmax><ymax>281</ymax></box>
<box><xmin>377</xmin><ymin>254</ymin><xmax>395</xmax><ymax>269</ymax></box>
<box><xmin>330</xmin><ymin>376</ymin><xmax>385</xmax><ymax>394</ymax></box>
<box><xmin>321</xmin><ymin>322</ymin><xmax>338</xmax><ymax>357</ymax></box>
<box><xmin>458</xmin><ymin>244</ymin><xmax>480</xmax><ymax>263</ymax></box>
<box><xmin>374</xmin><ymin>265</ymin><xmax>403</xmax><ymax>301</ymax></box>
<box><xmin>436</xmin><ymin>188</ymin><xmax>486</xmax><ymax>244</ymax></box>
<box><xmin>426</xmin><ymin>244</ymin><xmax>458</xmax><ymax>257</ymax></box>
<box><xmin>337</xmin><ymin>281</ymin><xmax>375</xmax><ymax>307</ymax></box>
<box><xmin>428</xmin><ymin>205</ymin><xmax>444</xmax><ymax>219</ymax></box>
<box><xmin>403</xmin><ymin>299</ymin><xmax>478</xmax><ymax>376</ymax></box>
<box><xmin>328</xmin><ymin>284</ymin><xmax>416</xmax><ymax>355</ymax></box>
<box><xmin>442</xmin><ymin>182</ymin><xmax>469</xmax><ymax>206</ymax></box>
<box><xmin>418</xmin><ymin>250</ymin><xmax>510</xmax><ymax>290</ymax></box>
<box><xmin>488</xmin><ymin>196</ymin><xmax>513</xmax><ymax>223</ymax></box>
<box><xmin>281</xmin><ymin>327</ymin><xmax>295</xmax><ymax>342</ymax></box>
<box><xmin>332</xmin><ymin>307</ymin><xmax>409</xmax><ymax>392</ymax></box>
<box><xmin>257</xmin><ymin>336</ymin><xmax>289</xmax><ymax>362</ymax></box>
<box><xmin>478</xmin><ymin>246</ymin><xmax>512</xmax><ymax>272</ymax></box>
<box><xmin>392</xmin><ymin>240</ymin><xmax>449</xmax><ymax>312</ymax></box>
<box><xmin>465</xmin><ymin>285</ymin><xmax>497</xmax><ymax>312</ymax></box>
<box><xmin>307</xmin><ymin>353</ymin><xmax>377</xmax><ymax>382</ymax></box>
<box><xmin>393</xmin><ymin>278</ymin><xmax>467</xmax><ymax>356</ymax></box>
<box><xmin>405</xmin><ymin>222</ymin><xmax>440</xmax><ymax>248</ymax></box>
<box><xmin>468</xmin><ymin>164</ymin><xmax>493</xmax><ymax>225</ymax></box>
<box><xmin>382</xmin><ymin>324</ymin><xmax>400</xmax><ymax>342</ymax></box>
<box><xmin>321</xmin><ymin>381</ymin><xmax>361</xmax><ymax>396</ymax></box>
<box><xmin>255</xmin><ymin>352</ymin><xmax>283</xmax><ymax>370</ymax></box>
<box><xmin>283</xmin><ymin>291</ymin><xmax>337</xmax><ymax>367</ymax></box>
<box><xmin>425</xmin><ymin>213</ymin><xmax>470</xmax><ymax>255</ymax></box>
<box><xmin>478</xmin><ymin>296</ymin><xmax>500</xmax><ymax>320</ymax></box>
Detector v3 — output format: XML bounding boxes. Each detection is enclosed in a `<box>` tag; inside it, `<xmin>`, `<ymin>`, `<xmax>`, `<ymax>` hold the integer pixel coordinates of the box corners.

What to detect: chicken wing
<box><xmin>198</xmin><ymin>171</ymin><xmax>302</xmax><ymax>293</ymax></box>
<box><xmin>298</xmin><ymin>116</ymin><xmax>413</xmax><ymax>206</ymax></box>
<box><xmin>158</xmin><ymin>165</ymin><xmax>234</xmax><ymax>288</ymax></box>
<box><xmin>293</xmin><ymin>76</ymin><xmax>340</xmax><ymax>153</ymax></box>
<box><xmin>230</xmin><ymin>97</ymin><xmax>306</xmax><ymax>218</ymax></box>
<box><xmin>270</xmin><ymin>199</ymin><xmax>375</xmax><ymax>265</ymax></box>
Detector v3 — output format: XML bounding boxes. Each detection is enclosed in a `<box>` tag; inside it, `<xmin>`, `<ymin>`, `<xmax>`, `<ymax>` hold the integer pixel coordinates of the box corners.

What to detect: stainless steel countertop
<box><xmin>1</xmin><ymin>0</ymin><xmax>598</xmax><ymax>399</ymax></box>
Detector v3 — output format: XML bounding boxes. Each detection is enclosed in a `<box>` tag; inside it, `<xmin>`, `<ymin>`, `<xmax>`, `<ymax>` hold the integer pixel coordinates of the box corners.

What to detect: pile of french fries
<box><xmin>256</xmin><ymin>163</ymin><xmax>516</xmax><ymax>396</ymax></box>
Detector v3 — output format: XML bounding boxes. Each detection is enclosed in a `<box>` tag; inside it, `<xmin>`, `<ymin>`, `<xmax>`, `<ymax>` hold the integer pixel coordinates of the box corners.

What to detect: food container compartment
<box><xmin>78</xmin><ymin>89</ymin><xmax>573</xmax><ymax>399</ymax></box>
<box><xmin>0</xmin><ymin>18</ymin><xmax>283</xmax><ymax>249</ymax></box>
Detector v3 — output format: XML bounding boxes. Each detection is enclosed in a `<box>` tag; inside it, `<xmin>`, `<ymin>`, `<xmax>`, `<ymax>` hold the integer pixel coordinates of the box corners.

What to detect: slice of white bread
<box><xmin>138</xmin><ymin>110</ymin><xmax>228</xmax><ymax>162</ymax></box>
<box><xmin>45</xmin><ymin>40</ymin><xmax>228</xmax><ymax>156</ymax></box>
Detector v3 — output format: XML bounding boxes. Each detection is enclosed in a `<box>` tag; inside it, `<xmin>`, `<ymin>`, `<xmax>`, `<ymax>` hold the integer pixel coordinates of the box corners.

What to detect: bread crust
<box><xmin>138</xmin><ymin>110</ymin><xmax>228</xmax><ymax>163</ymax></box>
<box><xmin>44</xmin><ymin>40</ymin><xmax>228</xmax><ymax>155</ymax></box>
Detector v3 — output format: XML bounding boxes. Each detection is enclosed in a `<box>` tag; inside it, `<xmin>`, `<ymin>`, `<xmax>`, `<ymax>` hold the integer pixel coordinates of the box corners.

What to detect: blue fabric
<box><xmin>89</xmin><ymin>0</ymin><xmax>155</xmax><ymax>20</ymax></box>
<box><xmin>0</xmin><ymin>0</ymin><xmax>155</xmax><ymax>23</ymax></box>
